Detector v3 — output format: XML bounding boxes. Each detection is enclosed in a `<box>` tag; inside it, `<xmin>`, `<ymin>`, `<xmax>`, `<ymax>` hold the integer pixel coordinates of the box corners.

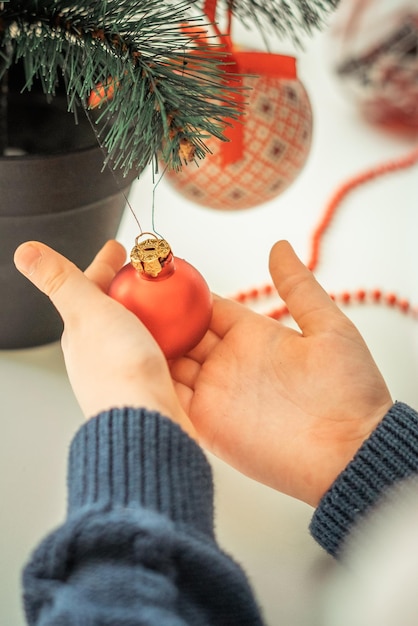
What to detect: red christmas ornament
<box><xmin>108</xmin><ymin>235</ymin><xmax>213</xmax><ymax>359</ymax></box>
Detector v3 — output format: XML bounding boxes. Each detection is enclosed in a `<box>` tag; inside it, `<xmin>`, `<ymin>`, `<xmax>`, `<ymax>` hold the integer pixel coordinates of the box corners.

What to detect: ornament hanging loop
<box><xmin>134</xmin><ymin>231</ymin><xmax>162</xmax><ymax>247</ymax></box>
<box><xmin>130</xmin><ymin>232</ymin><xmax>172</xmax><ymax>278</ymax></box>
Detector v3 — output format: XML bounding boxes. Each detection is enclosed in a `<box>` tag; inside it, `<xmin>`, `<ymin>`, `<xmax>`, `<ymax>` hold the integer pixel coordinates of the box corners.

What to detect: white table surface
<box><xmin>1</xmin><ymin>20</ymin><xmax>418</xmax><ymax>626</ymax></box>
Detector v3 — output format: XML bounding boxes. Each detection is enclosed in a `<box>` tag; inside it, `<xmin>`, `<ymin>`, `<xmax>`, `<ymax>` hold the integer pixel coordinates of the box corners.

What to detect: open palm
<box><xmin>170</xmin><ymin>241</ymin><xmax>393</xmax><ymax>506</ymax></box>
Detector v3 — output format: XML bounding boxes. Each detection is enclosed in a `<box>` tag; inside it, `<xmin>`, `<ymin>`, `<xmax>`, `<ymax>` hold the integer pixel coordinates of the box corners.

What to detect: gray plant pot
<box><xmin>0</xmin><ymin>69</ymin><xmax>137</xmax><ymax>349</ymax></box>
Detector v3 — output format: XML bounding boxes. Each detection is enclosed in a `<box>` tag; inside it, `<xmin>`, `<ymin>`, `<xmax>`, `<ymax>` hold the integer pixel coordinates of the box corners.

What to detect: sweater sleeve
<box><xmin>310</xmin><ymin>402</ymin><xmax>418</xmax><ymax>558</ymax></box>
<box><xmin>22</xmin><ymin>408</ymin><xmax>264</xmax><ymax>626</ymax></box>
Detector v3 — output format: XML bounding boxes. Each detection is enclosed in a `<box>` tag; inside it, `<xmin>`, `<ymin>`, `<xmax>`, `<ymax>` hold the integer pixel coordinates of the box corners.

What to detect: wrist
<box><xmin>80</xmin><ymin>389</ymin><xmax>196</xmax><ymax>439</ymax></box>
<box><xmin>310</xmin><ymin>402</ymin><xmax>418</xmax><ymax>557</ymax></box>
<box><xmin>313</xmin><ymin>398</ymin><xmax>393</xmax><ymax>506</ymax></box>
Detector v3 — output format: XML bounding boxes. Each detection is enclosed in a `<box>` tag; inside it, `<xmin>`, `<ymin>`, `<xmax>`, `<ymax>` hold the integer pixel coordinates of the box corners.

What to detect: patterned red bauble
<box><xmin>164</xmin><ymin>69</ymin><xmax>313</xmax><ymax>210</ymax></box>
<box><xmin>108</xmin><ymin>235</ymin><xmax>212</xmax><ymax>359</ymax></box>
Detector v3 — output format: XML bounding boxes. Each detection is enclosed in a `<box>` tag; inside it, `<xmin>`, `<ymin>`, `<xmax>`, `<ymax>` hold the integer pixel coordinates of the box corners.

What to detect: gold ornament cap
<box><xmin>130</xmin><ymin>233</ymin><xmax>173</xmax><ymax>278</ymax></box>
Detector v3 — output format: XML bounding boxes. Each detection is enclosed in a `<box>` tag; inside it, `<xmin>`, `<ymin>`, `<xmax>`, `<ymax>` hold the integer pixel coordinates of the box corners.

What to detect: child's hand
<box><xmin>170</xmin><ymin>241</ymin><xmax>393</xmax><ymax>505</ymax></box>
<box><xmin>14</xmin><ymin>240</ymin><xmax>195</xmax><ymax>439</ymax></box>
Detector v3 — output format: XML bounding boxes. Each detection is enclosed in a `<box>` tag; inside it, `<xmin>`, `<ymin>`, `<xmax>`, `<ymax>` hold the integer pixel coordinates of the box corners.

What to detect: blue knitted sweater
<box><xmin>22</xmin><ymin>402</ymin><xmax>418</xmax><ymax>625</ymax></box>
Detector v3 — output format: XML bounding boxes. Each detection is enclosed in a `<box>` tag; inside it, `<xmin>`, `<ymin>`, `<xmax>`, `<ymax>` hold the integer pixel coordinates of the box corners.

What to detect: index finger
<box><xmin>84</xmin><ymin>239</ymin><xmax>126</xmax><ymax>291</ymax></box>
<box><xmin>269</xmin><ymin>240</ymin><xmax>343</xmax><ymax>335</ymax></box>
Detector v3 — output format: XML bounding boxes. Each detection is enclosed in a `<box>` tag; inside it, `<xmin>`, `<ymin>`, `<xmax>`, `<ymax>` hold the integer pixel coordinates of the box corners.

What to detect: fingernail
<box><xmin>15</xmin><ymin>243</ymin><xmax>42</xmax><ymax>277</ymax></box>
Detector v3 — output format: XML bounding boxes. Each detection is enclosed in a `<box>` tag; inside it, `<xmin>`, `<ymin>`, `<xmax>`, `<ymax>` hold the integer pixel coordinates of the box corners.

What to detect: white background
<box><xmin>1</xmin><ymin>12</ymin><xmax>418</xmax><ymax>626</ymax></box>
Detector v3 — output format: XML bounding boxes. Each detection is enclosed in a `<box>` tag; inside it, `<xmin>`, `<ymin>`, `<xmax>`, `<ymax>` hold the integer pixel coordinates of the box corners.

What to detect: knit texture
<box><xmin>67</xmin><ymin>408</ymin><xmax>214</xmax><ymax>537</ymax></box>
<box><xmin>310</xmin><ymin>402</ymin><xmax>418</xmax><ymax>558</ymax></box>
<box><xmin>23</xmin><ymin>409</ymin><xmax>265</xmax><ymax>625</ymax></box>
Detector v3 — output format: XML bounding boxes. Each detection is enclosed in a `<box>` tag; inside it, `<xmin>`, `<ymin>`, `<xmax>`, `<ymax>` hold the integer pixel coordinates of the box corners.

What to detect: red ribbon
<box><xmin>200</xmin><ymin>0</ymin><xmax>298</xmax><ymax>164</ymax></box>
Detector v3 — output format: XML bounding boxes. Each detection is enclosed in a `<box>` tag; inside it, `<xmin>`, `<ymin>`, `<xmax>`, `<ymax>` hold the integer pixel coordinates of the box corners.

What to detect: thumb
<box><xmin>14</xmin><ymin>241</ymin><xmax>100</xmax><ymax>322</ymax></box>
<box><xmin>269</xmin><ymin>240</ymin><xmax>340</xmax><ymax>335</ymax></box>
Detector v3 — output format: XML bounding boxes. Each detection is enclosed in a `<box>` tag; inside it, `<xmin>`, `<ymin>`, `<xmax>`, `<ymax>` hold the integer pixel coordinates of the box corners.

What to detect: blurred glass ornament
<box><xmin>328</xmin><ymin>0</ymin><xmax>418</xmax><ymax>134</ymax></box>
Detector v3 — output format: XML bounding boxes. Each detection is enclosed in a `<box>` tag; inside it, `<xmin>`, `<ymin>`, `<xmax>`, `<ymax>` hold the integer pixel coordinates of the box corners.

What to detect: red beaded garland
<box><xmin>232</xmin><ymin>145</ymin><xmax>418</xmax><ymax>320</ymax></box>
<box><xmin>307</xmin><ymin>146</ymin><xmax>418</xmax><ymax>273</ymax></box>
<box><xmin>232</xmin><ymin>286</ymin><xmax>418</xmax><ymax>321</ymax></box>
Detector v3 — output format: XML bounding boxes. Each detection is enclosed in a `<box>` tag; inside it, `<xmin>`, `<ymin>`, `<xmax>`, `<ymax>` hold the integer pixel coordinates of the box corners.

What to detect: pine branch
<box><xmin>0</xmin><ymin>1</ymin><xmax>340</xmax><ymax>173</ymax></box>
<box><xmin>213</xmin><ymin>0</ymin><xmax>341</xmax><ymax>45</ymax></box>
<box><xmin>0</xmin><ymin>0</ymin><xmax>242</xmax><ymax>173</ymax></box>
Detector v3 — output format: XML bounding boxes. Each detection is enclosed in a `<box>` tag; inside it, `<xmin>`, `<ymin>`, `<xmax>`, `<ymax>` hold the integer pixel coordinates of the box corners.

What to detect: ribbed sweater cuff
<box><xmin>67</xmin><ymin>408</ymin><xmax>214</xmax><ymax>538</ymax></box>
<box><xmin>310</xmin><ymin>402</ymin><xmax>418</xmax><ymax>558</ymax></box>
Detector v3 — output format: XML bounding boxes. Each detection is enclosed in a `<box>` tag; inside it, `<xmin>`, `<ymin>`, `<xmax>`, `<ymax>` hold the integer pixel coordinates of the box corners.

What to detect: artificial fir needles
<box><xmin>0</xmin><ymin>0</ymin><xmax>339</xmax><ymax>173</ymax></box>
